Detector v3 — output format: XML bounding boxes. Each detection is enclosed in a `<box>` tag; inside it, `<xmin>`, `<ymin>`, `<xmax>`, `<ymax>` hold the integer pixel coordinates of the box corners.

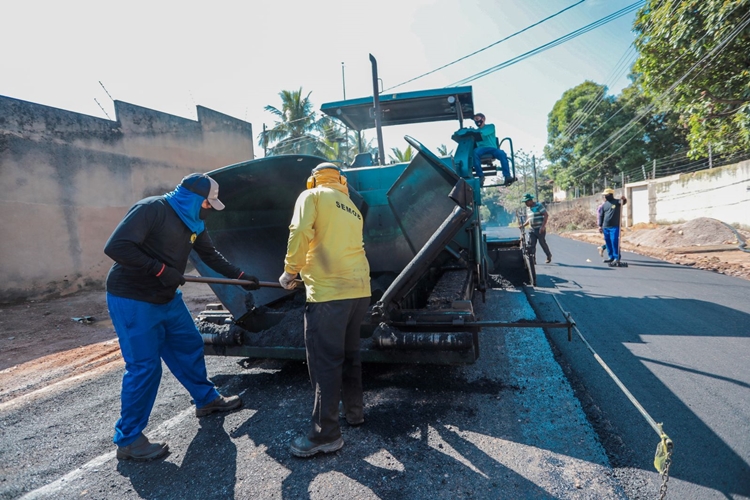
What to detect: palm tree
<box><xmin>318</xmin><ymin>117</ymin><xmax>349</xmax><ymax>162</ymax></box>
<box><xmin>388</xmin><ymin>145</ymin><xmax>415</xmax><ymax>164</ymax></box>
<box><xmin>258</xmin><ymin>88</ymin><xmax>326</xmax><ymax>156</ymax></box>
<box><xmin>436</xmin><ymin>144</ymin><xmax>454</xmax><ymax>157</ymax></box>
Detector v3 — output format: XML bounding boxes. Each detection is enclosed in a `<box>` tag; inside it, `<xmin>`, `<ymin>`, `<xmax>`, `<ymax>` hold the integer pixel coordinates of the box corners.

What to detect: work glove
<box><xmin>279</xmin><ymin>271</ymin><xmax>298</xmax><ymax>290</ymax></box>
<box><xmin>156</xmin><ymin>265</ymin><xmax>185</xmax><ymax>287</ymax></box>
<box><xmin>237</xmin><ymin>271</ymin><xmax>260</xmax><ymax>291</ymax></box>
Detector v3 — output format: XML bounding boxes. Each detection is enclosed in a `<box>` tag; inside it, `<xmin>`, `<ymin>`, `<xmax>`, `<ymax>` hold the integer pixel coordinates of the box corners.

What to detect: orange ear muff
<box><xmin>306</xmin><ymin>168</ymin><xmax>347</xmax><ymax>189</ymax></box>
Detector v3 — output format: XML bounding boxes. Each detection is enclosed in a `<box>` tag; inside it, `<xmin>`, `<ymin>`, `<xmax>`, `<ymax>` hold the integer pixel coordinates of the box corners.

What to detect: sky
<box><xmin>2</xmin><ymin>0</ymin><xmax>641</xmax><ymax>162</ymax></box>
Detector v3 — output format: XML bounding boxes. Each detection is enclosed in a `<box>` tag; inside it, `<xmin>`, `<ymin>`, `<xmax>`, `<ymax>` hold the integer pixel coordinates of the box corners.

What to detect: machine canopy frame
<box><xmin>320</xmin><ymin>87</ymin><xmax>474</xmax><ymax>131</ymax></box>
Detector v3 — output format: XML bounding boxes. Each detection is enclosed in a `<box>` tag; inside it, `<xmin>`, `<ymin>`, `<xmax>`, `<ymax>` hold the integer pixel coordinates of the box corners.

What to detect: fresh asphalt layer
<box><xmin>2</xmin><ymin>286</ymin><xmax>628</xmax><ymax>499</ymax></box>
<box><xmin>526</xmin><ymin>234</ymin><xmax>750</xmax><ymax>500</ymax></box>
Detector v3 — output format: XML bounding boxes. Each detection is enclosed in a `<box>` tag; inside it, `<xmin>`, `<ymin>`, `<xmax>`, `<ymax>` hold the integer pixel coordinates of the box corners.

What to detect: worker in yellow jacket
<box><xmin>279</xmin><ymin>162</ymin><xmax>371</xmax><ymax>457</ymax></box>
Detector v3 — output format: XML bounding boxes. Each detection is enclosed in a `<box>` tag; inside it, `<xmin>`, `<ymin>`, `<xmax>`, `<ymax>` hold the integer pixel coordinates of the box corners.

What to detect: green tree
<box><xmin>345</xmin><ymin>130</ymin><xmax>377</xmax><ymax>165</ymax></box>
<box><xmin>543</xmin><ymin>79</ymin><xmax>688</xmax><ymax>192</ymax></box>
<box><xmin>436</xmin><ymin>144</ymin><xmax>454</xmax><ymax>156</ymax></box>
<box><xmin>388</xmin><ymin>145</ymin><xmax>414</xmax><ymax>164</ymax></box>
<box><xmin>544</xmin><ymin>81</ymin><xmax>636</xmax><ymax>190</ymax></box>
<box><xmin>480</xmin><ymin>149</ymin><xmax>553</xmax><ymax>225</ymax></box>
<box><xmin>258</xmin><ymin>88</ymin><xmax>327</xmax><ymax>156</ymax></box>
<box><xmin>317</xmin><ymin>117</ymin><xmax>350</xmax><ymax>163</ymax></box>
<box><xmin>632</xmin><ymin>0</ymin><xmax>750</xmax><ymax>154</ymax></box>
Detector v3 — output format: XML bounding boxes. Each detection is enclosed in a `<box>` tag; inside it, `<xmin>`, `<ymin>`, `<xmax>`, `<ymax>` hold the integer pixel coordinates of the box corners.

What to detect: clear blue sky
<box><xmin>2</xmin><ymin>0</ymin><xmax>639</xmax><ymax>162</ymax></box>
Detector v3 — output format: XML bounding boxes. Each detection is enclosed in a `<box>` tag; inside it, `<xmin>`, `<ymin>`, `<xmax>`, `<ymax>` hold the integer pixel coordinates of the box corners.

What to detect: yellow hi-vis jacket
<box><xmin>283</xmin><ymin>176</ymin><xmax>371</xmax><ymax>303</ymax></box>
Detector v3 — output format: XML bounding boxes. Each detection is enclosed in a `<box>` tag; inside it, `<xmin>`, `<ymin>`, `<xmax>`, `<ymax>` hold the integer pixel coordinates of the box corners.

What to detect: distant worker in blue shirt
<box><xmin>472</xmin><ymin>113</ymin><xmax>516</xmax><ymax>186</ymax></box>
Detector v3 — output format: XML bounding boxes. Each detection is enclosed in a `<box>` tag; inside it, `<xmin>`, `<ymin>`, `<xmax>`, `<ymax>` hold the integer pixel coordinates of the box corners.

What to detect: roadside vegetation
<box><xmin>256</xmin><ymin>2</ymin><xmax>749</xmax><ymax>207</ymax></box>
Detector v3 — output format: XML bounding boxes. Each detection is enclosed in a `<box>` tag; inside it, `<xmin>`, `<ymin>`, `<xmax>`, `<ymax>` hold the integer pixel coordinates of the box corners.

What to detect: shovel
<box><xmin>183</xmin><ymin>275</ymin><xmax>304</xmax><ymax>289</ymax></box>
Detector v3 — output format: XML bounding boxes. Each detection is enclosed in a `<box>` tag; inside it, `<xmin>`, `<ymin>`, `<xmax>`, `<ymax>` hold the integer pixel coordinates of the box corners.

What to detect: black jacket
<box><xmin>104</xmin><ymin>196</ymin><xmax>241</xmax><ymax>304</ymax></box>
<box><xmin>598</xmin><ymin>198</ymin><xmax>625</xmax><ymax>228</ymax></box>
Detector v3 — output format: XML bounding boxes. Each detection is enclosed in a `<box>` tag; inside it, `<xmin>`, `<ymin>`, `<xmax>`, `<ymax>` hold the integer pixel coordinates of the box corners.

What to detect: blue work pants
<box><xmin>603</xmin><ymin>226</ymin><xmax>621</xmax><ymax>261</ymax></box>
<box><xmin>107</xmin><ymin>291</ymin><xmax>219</xmax><ymax>446</ymax></box>
<box><xmin>472</xmin><ymin>147</ymin><xmax>511</xmax><ymax>180</ymax></box>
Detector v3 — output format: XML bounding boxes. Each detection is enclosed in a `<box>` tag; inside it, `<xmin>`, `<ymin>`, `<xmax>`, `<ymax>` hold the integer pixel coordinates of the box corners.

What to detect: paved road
<box><xmin>1</xmin><ymin>286</ymin><xmax>625</xmax><ymax>499</ymax></box>
<box><xmin>527</xmin><ymin>235</ymin><xmax>750</xmax><ymax>499</ymax></box>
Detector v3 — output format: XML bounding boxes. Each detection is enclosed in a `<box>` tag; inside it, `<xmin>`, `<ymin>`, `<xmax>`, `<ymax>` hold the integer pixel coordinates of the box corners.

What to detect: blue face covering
<box><xmin>164</xmin><ymin>185</ymin><xmax>205</xmax><ymax>235</ymax></box>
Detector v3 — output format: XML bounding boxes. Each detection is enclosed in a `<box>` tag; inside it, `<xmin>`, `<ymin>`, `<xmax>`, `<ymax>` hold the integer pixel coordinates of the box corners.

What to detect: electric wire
<box><xmin>449</xmin><ymin>1</ymin><xmax>644</xmax><ymax>87</ymax></box>
<box><xmin>557</xmin><ymin>0</ymin><xmax>671</xmax><ymax>144</ymax></box>
<box><xmin>560</xmin><ymin>45</ymin><xmax>637</xmax><ymax>141</ymax></box>
<box><xmin>568</xmin><ymin>8</ymin><xmax>750</xmax><ymax>183</ymax></box>
<box><xmin>383</xmin><ymin>0</ymin><xmax>588</xmax><ymax>93</ymax></box>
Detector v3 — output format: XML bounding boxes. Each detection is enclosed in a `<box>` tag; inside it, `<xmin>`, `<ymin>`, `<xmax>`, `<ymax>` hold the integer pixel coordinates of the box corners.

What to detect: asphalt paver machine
<box><xmin>192</xmin><ymin>85</ymin><xmax>542</xmax><ymax>364</ymax></box>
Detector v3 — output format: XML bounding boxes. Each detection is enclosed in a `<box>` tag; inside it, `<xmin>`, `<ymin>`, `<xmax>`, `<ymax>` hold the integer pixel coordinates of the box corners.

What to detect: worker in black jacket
<box><xmin>598</xmin><ymin>188</ymin><xmax>628</xmax><ymax>266</ymax></box>
<box><xmin>104</xmin><ymin>173</ymin><xmax>259</xmax><ymax>461</ymax></box>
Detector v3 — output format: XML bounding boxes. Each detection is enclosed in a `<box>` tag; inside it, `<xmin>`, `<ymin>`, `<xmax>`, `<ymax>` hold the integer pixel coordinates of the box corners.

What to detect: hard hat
<box><xmin>602</xmin><ymin>188</ymin><xmax>615</xmax><ymax>195</ymax></box>
<box><xmin>522</xmin><ymin>193</ymin><xmax>535</xmax><ymax>202</ymax></box>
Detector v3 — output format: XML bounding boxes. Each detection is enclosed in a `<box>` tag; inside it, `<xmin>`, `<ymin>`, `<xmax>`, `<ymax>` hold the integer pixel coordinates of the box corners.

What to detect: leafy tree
<box><xmin>544</xmin><ymin>81</ymin><xmax>636</xmax><ymax>190</ymax></box>
<box><xmin>632</xmin><ymin>0</ymin><xmax>750</xmax><ymax>155</ymax></box>
<box><xmin>543</xmin><ymin>79</ymin><xmax>689</xmax><ymax>192</ymax></box>
<box><xmin>388</xmin><ymin>145</ymin><xmax>414</xmax><ymax>164</ymax></box>
<box><xmin>258</xmin><ymin>88</ymin><xmax>328</xmax><ymax>156</ymax></box>
<box><xmin>481</xmin><ymin>149</ymin><xmax>553</xmax><ymax>225</ymax></box>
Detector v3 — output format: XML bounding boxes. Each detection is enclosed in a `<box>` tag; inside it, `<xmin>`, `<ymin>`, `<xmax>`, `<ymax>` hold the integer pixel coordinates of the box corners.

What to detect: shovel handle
<box><xmin>183</xmin><ymin>275</ymin><xmax>303</xmax><ymax>289</ymax></box>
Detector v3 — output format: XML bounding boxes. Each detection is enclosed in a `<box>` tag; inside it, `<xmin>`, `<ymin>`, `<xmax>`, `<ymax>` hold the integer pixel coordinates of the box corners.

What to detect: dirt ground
<box><xmin>549</xmin><ymin>209</ymin><xmax>750</xmax><ymax>281</ymax></box>
<box><xmin>2</xmin><ymin>214</ymin><xmax>749</xmax><ymax>408</ymax></box>
<box><xmin>0</xmin><ymin>283</ymin><xmax>217</xmax><ymax>407</ymax></box>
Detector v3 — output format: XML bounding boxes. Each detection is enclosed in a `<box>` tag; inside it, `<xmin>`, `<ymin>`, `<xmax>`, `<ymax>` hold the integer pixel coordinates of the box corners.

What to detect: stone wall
<box><xmin>0</xmin><ymin>96</ymin><xmax>254</xmax><ymax>302</ymax></box>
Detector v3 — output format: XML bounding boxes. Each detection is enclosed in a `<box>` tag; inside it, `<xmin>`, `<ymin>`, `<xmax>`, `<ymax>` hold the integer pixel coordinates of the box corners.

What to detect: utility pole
<box><xmin>262</xmin><ymin>123</ymin><xmax>267</xmax><ymax>157</ymax></box>
<box><xmin>370</xmin><ymin>54</ymin><xmax>385</xmax><ymax>166</ymax></box>
<box><xmin>341</xmin><ymin>62</ymin><xmax>346</xmax><ymax>99</ymax></box>
<box><xmin>652</xmin><ymin>159</ymin><xmax>656</xmax><ymax>179</ymax></box>
<box><xmin>532</xmin><ymin>155</ymin><xmax>539</xmax><ymax>201</ymax></box>
<box><xmin>708</xmin><ymin>143</ymin><xmax>713</xmax><ymax>169</ymax></box>
<box><xmin>341</xmin><ymin>62</ymin><xmax>348</xmax><ymax>164</ymax></box>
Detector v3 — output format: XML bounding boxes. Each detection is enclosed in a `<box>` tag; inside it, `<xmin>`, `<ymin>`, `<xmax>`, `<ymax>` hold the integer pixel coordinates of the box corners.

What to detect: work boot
<box><xmin>339</xmin><ymin>403</ymin><xmax>364</xmax><ymax>426</ymax></box>
<box><xmin>545</xmin><ymin>255</ymin><xmax>552</xmax><ymax>264</ymax></box>
<box><xmin>195</xmin><ymin>395</ymin><xmax>242</xmax><ymax>417</ymax></box>
<box><xmin>603</xmin><ymin>258</ymin><xmax>614</xmax><ymax>263</ymax></box>
<box><xmin>290</xmin><ymin>435</ymin><xmax>344</xmax><ymax>458</ymax></box>
<box><xmin>116</xmin><ymin>433</ymin><xmax>168</xmax><ymax>462</ymax></box>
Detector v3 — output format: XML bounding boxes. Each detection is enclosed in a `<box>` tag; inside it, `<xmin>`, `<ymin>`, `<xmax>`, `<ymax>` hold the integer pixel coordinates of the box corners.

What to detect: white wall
<box><xmin>546</xmin><ymin>160</ymin><xmax>750</xmax><ymax>229</ymax></box>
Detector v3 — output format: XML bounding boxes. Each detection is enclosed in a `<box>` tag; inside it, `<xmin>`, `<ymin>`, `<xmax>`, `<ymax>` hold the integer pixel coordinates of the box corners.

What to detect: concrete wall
<box><xmin>0</xmin><ymin>96</ymin><xmax>254</xmax><ymax>302</ymax></box>
<box><xmin>546</xmin><ymin>160</ymin><xmax>750</xmax><ymax>229</ymax></box>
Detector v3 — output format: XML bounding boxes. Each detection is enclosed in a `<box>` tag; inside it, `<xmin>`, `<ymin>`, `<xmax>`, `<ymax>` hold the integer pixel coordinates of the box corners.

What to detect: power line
<box><xmin>568</xmin><ymin>8</ymin><xmax>750</xmax><ymax>182</ymax></box>
<box><xmin>559</xmin><ymin>0</ymin><xmax>665</xmax><ymax>144</ymax></box>
<box><xmin>383</xmin><ymin>0</ymin><xmax>587</xmax><ymax>92</ymax></box>
<box><xmin>449</xmin><ymin>1</ymin><xmax>644</xmax><ymax>87</ymax></box>
<box><xmin>561</xmin><ymin>46</ymin><xmax>637</xmax><ymax>141</ymax></box>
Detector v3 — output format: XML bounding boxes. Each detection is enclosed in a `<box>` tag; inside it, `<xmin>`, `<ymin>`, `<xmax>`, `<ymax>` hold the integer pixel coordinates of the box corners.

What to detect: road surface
<box><xmin>1</xmin><ymin>283</ymin><xmax>624</xmax><ymax>499</ymax></box>
<box><xmin>527</xmin><ymin>235</ymin><xmax>750</xmax><ymax>499</ymax></box>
